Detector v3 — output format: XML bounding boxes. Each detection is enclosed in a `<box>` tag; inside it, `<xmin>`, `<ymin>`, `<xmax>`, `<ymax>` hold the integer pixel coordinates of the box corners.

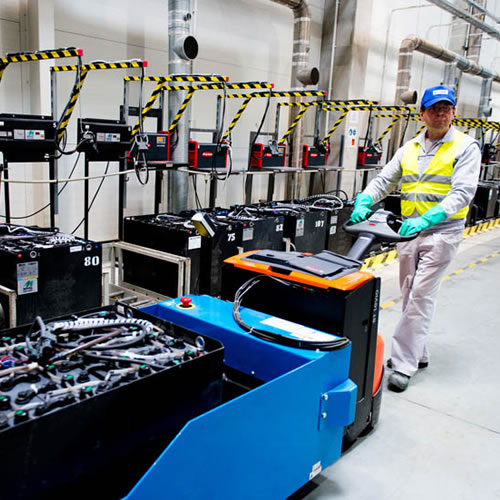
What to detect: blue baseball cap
<box><xmin>421</xmin><ymin>85</ymin><xmax>456</xmax><ymax>108</ymax></box>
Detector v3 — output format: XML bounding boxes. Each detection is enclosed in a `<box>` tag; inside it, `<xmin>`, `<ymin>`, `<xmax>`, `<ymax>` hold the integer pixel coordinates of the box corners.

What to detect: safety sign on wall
<box><xmin>347</xmin><ymin>126</ymin><xmax>358</xmax><ymax>148</ymax></box>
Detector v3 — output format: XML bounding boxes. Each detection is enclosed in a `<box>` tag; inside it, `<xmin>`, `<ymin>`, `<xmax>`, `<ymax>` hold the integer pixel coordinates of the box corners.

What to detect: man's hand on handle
<box><xmin>350</xmin><ymin>193</ymin><xmax>373</xmax><ymax>224</ymax></box>
<box><xmin>399</xmin><ymin>205</ymin><xmax>447</xmax><ymax>236</ymax></box>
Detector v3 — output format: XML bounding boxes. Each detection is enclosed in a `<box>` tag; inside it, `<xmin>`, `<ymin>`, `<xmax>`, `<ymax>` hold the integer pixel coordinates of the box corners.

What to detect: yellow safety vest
<box><xmin>400</xmin><ymin>130</ymin><xmax>468</xmax><ymax>219</ymax></box>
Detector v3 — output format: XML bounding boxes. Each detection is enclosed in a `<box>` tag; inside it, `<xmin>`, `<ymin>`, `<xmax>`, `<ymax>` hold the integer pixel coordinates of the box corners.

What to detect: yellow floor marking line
<box><xmin>380</xmin><ymin>250</ymin><xmax>500</xmax><ymax>310</ymax></box>
<box><xmin>364</xmin><ymin>217</ymin><xmax>500</xmax><ymax>271</ymax></box>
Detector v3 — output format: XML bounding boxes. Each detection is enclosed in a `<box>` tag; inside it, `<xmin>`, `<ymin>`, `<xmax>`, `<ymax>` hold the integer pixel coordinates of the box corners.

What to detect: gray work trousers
<box><xmin>390</xmin><ymin>229</ymin><xmax>463</xmax><ymax>377</ymax></box>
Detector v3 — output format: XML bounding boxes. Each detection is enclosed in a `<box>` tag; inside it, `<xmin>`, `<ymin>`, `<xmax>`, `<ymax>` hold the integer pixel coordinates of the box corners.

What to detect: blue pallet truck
<box><xmin>124</xmin><ymin>296</ymin><xmax>356</xmax><ymax>499</ymax></box>
<box><xmin>124</xmin><ymin>210</ymin><xmax>413</xmax><ymax>499</ymax></box>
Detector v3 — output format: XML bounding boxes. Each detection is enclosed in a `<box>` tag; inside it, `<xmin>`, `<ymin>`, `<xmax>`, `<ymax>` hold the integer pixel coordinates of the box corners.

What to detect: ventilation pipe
<box><xmin>168</xmin><ymin>0</ymin><xmax>198</xmax><ymax>212</ymax></box>
<box><xmin>389</xmin><ymin>35</ymin><xmax>500</xmax><ymax>158</ymax></box>
<box><xmin>463</xmin><ymin>0</ymin><xmax>500</xmax><ymax>23</ymax></box>
<box><xmin>426</xmin><ymin>0</ymin><xmax>500</xmax><ymax>42</ymax></box>
<box><xmin>270</xmin><ymin>0</ymin><xmax>320</xmax><ymax>192</ymax></box>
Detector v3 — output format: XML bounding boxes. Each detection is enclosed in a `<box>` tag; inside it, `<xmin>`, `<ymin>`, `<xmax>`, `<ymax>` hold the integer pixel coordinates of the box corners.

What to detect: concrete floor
<box><xmin>295</xmin><ymin>225</ymin><xmax>500</xmax><ymax>500</ymax></box>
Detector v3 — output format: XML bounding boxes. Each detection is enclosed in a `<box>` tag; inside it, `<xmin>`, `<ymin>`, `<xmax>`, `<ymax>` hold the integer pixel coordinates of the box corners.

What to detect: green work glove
<box><xmin>350</xmin><ymin>193</ymin><xmax>373</xmax><ymax>224</ymax></box>
<box><xmin>399</xmin><ymin>205</ymin><xmax>447</xmax><ymax>236</ymax></box>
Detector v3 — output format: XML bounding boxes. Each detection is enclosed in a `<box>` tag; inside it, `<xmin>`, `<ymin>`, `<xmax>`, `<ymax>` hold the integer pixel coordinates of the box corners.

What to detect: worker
<box><xmin>350</xmin><ymin>85</ymin><xmax>481</xmax><ymax>392</ymax></box>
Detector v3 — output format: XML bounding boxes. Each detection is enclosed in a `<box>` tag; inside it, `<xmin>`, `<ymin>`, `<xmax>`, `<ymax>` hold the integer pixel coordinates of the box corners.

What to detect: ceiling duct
<box><xmin>426</xmin><ymin>0</ymin><xmax>500</xmax><ymax>42</ymax></box>
<box><xmin>168</xmin><ymin>0</ymin><xmax>198</xmax><ymax>212</ymax></box>
<box><xmin>462</xmin><ymin>0</ymin><xmax>500</xmax><ymax>23</ymax></box>
<box><xmin>389</xmin><ymin>34</ymin><xmax>500</xmax><ymax>157</ymax></box>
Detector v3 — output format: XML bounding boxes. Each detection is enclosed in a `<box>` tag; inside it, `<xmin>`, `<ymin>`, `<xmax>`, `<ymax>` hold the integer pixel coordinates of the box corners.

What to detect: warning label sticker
<box><xmin>309</xmin><ymin>461</ymin><xmax>322</xmax><ymax>480</ymax></box>
<box><xmin>260</xmin><ymin>317</ymin><xmax>334</xmax><ymax>342</ymax></box>
<box><xmin>17</xmin><ymin>262</ymin><xmax>39</xmax><ymax>295</ymax></box>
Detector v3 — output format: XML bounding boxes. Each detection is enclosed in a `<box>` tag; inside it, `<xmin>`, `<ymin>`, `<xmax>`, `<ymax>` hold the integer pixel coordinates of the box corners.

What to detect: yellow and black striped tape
<box><xmin>168</xmin><ymin>90</ymin><xmax>196</xmax><ymax>132</ymax></box>
<box><xmin>124</xmin><ymin>77</ymin><xmax>273</xmax><ymax>91</ymax></box>
<box><xmin>361</xmin><ymin>248</ymin><xmax>398</xmax><ymax>271</ymax></box>
<box><xmin>413</xmin><ymin>125</ymin><xmax>426</xmax><ymax>137</ymax></box>
<box><xmin>225</xmin><ymin>90</ymin><xmax>326</xmax><ymax>98</ymax></box>
<box><xmin>57</xmin><ymin>69</ymin><xmax>90</xmax><ymax>140</ymax></box>
<box><xmin>321</xmin><ymin>110</ymin><xmax>350</xmax><ymax>143</ymax></box>
<box><xmin>279</xmin><ymin>106</ymin><xmax>310</xmax><ymax>144</ymax></box>
<box><xmin>223</xmin><ymin>97</ymin><xmax>252</xmax><ymax>139</ymax></box>
<box><xmin>52</xmin><ymin>60</ymin><xmax>146</xmax><ymax>72</ymax></box>
<box><xmin>1</xmin><ymin>48</ymin><xmax>82</xmax><ymax>65</ymax></box>
<box><xmin>281</xmin><ymin>99</ymin><xmax>378</xmax><ymax>108</ymax></box>
<box><xmin>160</xmin><ymin>83</ymin><xmax>273</xmax><ymax>91</ymax></box>
<box><xmin>375</xmin><ymin>118</ymin><xmax>401</xmax><ymax>143</ymax></box>
<box><xmin>453</xmin><ymin>119</ymin><xmax>500</xmax><ymax>129</ymax></box>
<box><xmin>55</xmin><ymin>60</ymin><xmax>146</xmax><ymax>140</ymax></box>
<box><xmin>374</xmin><ymin>113</ymin><xmax>420</xmax><ymax>119</ymax></box>
<box><xmin>1</xmin><ymin>48</ymin><xmax>83</xmax><ymax>85</ymax></box>
<box><xmin>124</xmin><ymin>75</ymin><xmax>228</xmax><ymax>83</ymax></box>
<box><xmin>330</xmin><ymin>100</ymin><xmax>378</xmax><ymax>107</ymax></box>
<box><xmin>323</xmin><ymin>105</ymin><xmax>415</xmax><ymax>113</ymax></box>
<box><xmin>130</xmin><ymin>82</ymin><xmax>167</xmax><ymax>138</ymax></box>
<box><xmin>130</xmin><ymin>81</ymin><xmax>272</xmax><ymax>140</ymax></box>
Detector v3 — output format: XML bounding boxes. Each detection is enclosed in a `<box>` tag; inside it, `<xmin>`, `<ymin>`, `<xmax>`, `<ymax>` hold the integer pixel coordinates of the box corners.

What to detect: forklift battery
<box><xmin>122</xmin><ymin>214</ymin><xmax>202</xmax><ymax>298</ymax></box>
<box><xmin>357</xmin><ymin>144</ymin><xmax>381</xmax><ymax>168</ymax></box>
<box><xmin>0</xmin><ymin>225</ymin><xmax>102</xmax><ymax>328</ymax></box>
<box><xmin>302</xmin><ymin>144</ymin><xmax>328</xmax><ymax>168</ymax></box>
<box><xmin>323</xmin><ymin>204</ymin><xmax>356</xmax><ymax>255</ymax></box>
<box><xmin>188</xmin><ymin>141</ymin><xmax>229</xmax><ymax>170</ymax></box>
<box><xmin>264</xmin><ymin>203</ymin><xmax>328</xmax><ymax>253</ymax></box>
<box><xmin>473</xmin><ymin>182</ymin><xmax>499</xmax><ymax>220</ymax></box>
<box><xmin>0</xmin><ymin>303</ymin><xmax>224</xmax><ymax>500</ymax></box>
<box><xmin>77</xmin><ymin>118</ymin><xmax>132</xmax><ymax>161</ymax></box>
<box><xmin>221</xmin><ymin>206</ymin><xmax>285</xmax><ymax>252</ymax></box>
<box><xmin>250</xmin><ymin>142</ymin><xmax>287</xmax><ymax>169</ymax></box>
<box><xmin>289</xmin><ymin>196</ymin><xmax>354</xmax><ymax>255</ymax></box>
<box><xmin>0</xmin><ymin>114</ymin><xmax>57</xmax><ymax>161</ymax></box>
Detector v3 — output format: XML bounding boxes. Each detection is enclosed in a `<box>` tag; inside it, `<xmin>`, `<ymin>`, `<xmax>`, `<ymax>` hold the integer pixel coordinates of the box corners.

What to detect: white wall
<box><xmin>1</xmin><ymin>0</ymin><xmax>499</xmax><ymax>241</ymax></box>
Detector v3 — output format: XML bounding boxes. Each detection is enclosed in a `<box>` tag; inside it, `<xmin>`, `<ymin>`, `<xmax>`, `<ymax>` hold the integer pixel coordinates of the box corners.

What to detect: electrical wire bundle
<box><xmin>129</xmin><ymin>65</ymin><xmax>150</xmax><ymax>186</ymax></box>
<box><xmin>293</xmin><ymin>193</ymin><xmax>345</xmax><ymax>210</ymax></box>
<box><xmin>228</xmin><ymin>205</ymin><xmax>260</xmax><ymax>221</ymax></box>
<box><xmin>248</xmin><ymin>88</ymin><xmax>273</xmax><ymax>167</ymax></box>
<box><xmin>0</xmin><ymin>152</ymin><xmax>82</xmax><ymax>221</ymax></box>
<box><xmin>23</xmin><ymin>313</ymin><xmax>155</xmax><ymax>365</ymax></box>
<box><xmin>232</xmin><ymin>274</ymin><xmax>350</xmax><ymax>351</ymax></box>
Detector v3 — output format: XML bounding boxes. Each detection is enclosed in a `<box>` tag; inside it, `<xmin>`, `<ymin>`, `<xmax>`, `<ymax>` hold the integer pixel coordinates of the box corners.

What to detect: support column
<box><xmin>21</xmin><ymin>0</ymin><xmax>56</xmax><ymax>227</ymax></box>
<box><xmin>318</xmin><ymin>0</ymin><xmax>373</xmax><ymax>196</ymax></box>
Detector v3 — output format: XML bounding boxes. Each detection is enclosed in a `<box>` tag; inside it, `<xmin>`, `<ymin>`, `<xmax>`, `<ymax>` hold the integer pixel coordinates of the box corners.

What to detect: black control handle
<box><xmin>343</xmin><ymin>209</ymin><xmax>418</xmax><ymax>260</ymax></box>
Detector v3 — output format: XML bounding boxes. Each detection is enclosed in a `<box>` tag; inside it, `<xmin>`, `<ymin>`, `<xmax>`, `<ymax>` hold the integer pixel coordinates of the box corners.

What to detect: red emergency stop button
<box><xmin>179</xmin><ymin>296</ymin><xmax>193</xmax><ymax>308</ymax></box>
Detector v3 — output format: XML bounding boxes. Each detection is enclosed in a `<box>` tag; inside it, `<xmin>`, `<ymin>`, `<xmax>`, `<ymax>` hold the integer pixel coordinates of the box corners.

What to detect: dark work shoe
<box><xmin>388</xmin><ymin>371</ymin><xmax>410</xmax><ymax>392</ymax></box>
<box><xmin>386</xmin><ymin>358</ymin><xmax>429</xmax><ymax>370</ymax></box>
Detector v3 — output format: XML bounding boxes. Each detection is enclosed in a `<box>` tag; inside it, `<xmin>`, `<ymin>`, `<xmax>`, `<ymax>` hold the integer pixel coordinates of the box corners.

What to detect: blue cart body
<box><xmin>124</xmin><ymin>295</ymin><xmax>356</xmax><ymax>500</ymax></box>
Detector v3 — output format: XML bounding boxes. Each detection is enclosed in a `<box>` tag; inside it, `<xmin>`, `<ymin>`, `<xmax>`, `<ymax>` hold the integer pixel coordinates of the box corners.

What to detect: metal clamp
<box><xmin>111</xmin><ymin>241</ymin><xmax>192</xmax><ymax>298</ymax></box>
<box><xmin>318</xmin><ymin>378</ymin><xmax>357</xmax><ymax>430</ymax></box>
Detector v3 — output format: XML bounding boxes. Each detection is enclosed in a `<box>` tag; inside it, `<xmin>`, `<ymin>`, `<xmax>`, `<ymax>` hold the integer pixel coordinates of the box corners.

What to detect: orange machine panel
<box><xmin>224</xmin><ymin>250</ymin><xmax>374</xmax><ymax>291</ymax></box>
